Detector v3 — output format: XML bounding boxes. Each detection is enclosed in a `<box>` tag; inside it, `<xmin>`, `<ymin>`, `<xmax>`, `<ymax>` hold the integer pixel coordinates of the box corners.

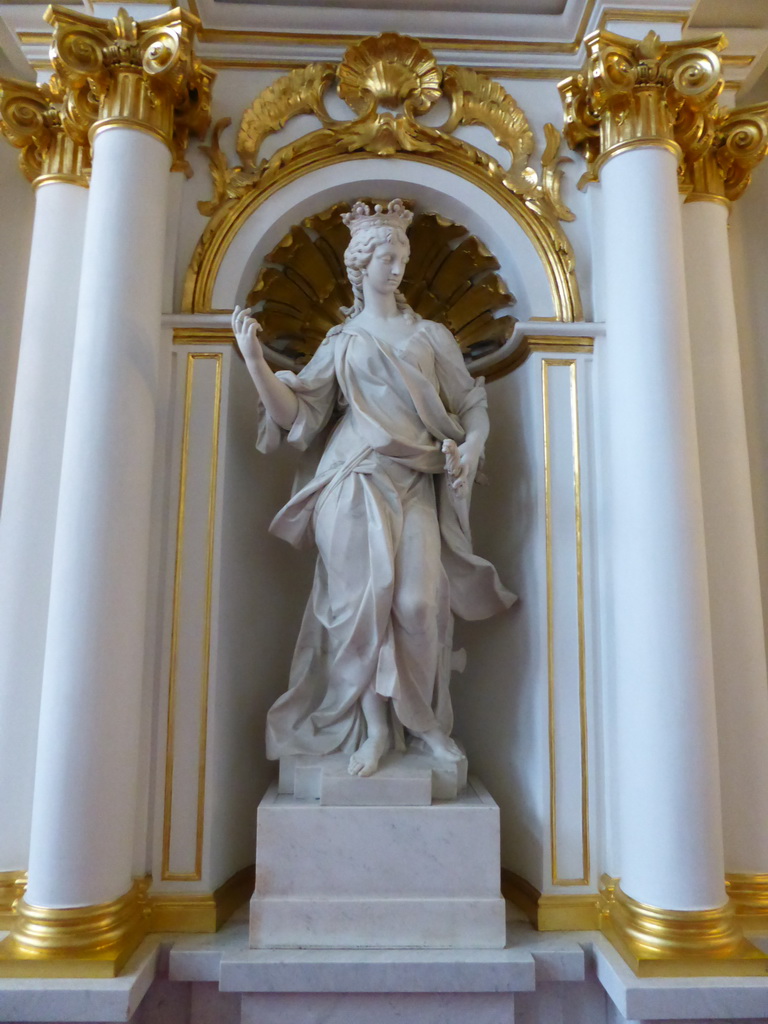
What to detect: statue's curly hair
<box><xmin>341</xmin><ymin>225</ymin><xmax>417</xmax><ymax>322</ymax></box>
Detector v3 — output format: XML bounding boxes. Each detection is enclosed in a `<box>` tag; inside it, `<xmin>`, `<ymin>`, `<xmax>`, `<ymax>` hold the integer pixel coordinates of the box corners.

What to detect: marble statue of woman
<box><xmin>233</xmin><ymin>199</ymin><xmax>515</xmax><ymax>779</ymax></box>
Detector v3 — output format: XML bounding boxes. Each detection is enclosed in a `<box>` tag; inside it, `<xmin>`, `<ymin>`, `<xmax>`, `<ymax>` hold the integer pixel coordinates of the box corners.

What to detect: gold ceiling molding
<box><xmin>597</xmin><ymin>7</ymin><xmax>689</xmax><ymax>31</ymax></box>
<box><xmin>560</xmin><ymin>29</ymin><xmax>726</xmax><ymax>185</ymax></box>
<box><xmin>0</xmin><ymin>77</ymin><xmax>90</xmax><ymax>187</ymax></box>
<box><xmin>247</xmin><ymin>201</ymin><xmax>516</xmax><ymax>373</ymax></box>
<box><xmin>43</xmin><ymin>4</ymin><xmax>214</xmax><ymax>174</ymax></box>
<box><xmin>183</xmin><ymin>32</ymin><xmax>582</xmax><ymax>321</ymax></box>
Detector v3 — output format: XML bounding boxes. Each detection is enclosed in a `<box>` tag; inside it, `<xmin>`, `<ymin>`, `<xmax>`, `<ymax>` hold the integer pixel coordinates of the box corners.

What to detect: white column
<box><xmin>683</xmin><ymin>198</ymin><xmax>768</xmax><ymax>874</ymax></box>
<box><xmin>600</xmin><ymin>145</ymin><xmax>726</xmax><ymax>911</ymax></box>
<box><xmin>25</xmin><ymin>127</ymin><xmax>170</xmax><ymax>909</ymax></box>
<box><xmin>0</xmin><ymin>180</ymin><xmax>88</xmax><ymax>873</ymax></box>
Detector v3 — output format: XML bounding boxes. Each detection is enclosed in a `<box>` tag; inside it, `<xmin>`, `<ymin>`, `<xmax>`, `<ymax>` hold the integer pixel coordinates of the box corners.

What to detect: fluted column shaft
<box><xmin>560</xmin><ymin>30</ymin><xmax>757</xmax><ymax>965</ymax></box>
<box><xmin>0</xmin><ymin>7</ymin><xmax>212</xmax><ymax>975</ymax></box>
<box><xmin>26</xmin><ymin>125</ymin><xmax>171</xmax><ymax>909</ymax></box>
<box><xmin>0</xmin><ymin>81</ymin><xmax>90</xmax><ymax>898</ymax></box>
<box><xmin>0</xmin><ymin>180</ymin><xmax>88</xmax><ymax>875</ymax></box>
<box><xmin>600</xmin><ymin>146</ymin><xmax>725</xmax><ymax>910</ymax></box>
<box><xmin>683</xmin><ymin>191</ymin><xmax>768</xmax><ymax>880</ymax></box>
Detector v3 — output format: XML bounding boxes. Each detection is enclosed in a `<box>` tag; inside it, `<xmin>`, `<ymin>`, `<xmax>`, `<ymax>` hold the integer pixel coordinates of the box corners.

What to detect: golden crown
<box><xmin>341</xmin><ymin>199</ymin><xmax>414</xmax><ymax>236</ymax></box>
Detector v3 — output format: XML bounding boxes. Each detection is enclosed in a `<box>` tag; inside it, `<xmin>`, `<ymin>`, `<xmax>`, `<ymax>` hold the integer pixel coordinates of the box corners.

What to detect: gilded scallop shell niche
<box><xmin>248</xmin><ymin>201</ymin><xmax>517</xmax><ymax>375</ymax></box>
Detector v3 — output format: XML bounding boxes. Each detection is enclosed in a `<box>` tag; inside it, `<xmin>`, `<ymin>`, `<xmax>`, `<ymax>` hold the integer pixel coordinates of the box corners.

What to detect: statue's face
<box><xmin>362</xmin><ymin>238</ymin><xmax>409</xmax><ymax>297</ymax></box>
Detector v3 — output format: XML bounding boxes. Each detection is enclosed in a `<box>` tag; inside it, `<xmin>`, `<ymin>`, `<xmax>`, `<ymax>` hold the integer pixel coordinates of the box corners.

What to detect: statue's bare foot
<box><xmin>348</xmin><ymin>735</ymin><xmax>389</xmax><ymax>777</ymax></box>
<box><xmin>417</xmin><ymin>728</ymin><xmax>464</xmax><ymax>762</ymax></box>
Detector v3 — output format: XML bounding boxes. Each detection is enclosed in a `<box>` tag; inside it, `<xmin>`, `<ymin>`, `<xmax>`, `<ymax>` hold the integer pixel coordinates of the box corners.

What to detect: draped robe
<box><xmin>257</xmin><ymin>318</ymin><xmax>515</xmax><ymax>758</ymax></box>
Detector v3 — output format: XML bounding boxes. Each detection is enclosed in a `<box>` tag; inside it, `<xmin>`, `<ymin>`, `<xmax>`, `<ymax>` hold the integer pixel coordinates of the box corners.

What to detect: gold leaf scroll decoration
<box><xmin>237</xmin><ymin>63</ymin><xmax>336</xmax><ymax>170</ymax></box>
<box><xmin>247</xmin><ymin>201</ymin><xmax>516</xmax><ymax>372</ymax></box>
<box><xmin>441</xmin><ymin>65</ymin><xmax>537</xmax><ymax>196</ymax></box>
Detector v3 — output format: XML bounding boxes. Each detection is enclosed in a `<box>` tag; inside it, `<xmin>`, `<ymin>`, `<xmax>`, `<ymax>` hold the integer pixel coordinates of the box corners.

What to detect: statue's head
<box><xmin>341</xmin><ymin>199</ymin><xmax>416</xmax><ymax>320</ymax></box>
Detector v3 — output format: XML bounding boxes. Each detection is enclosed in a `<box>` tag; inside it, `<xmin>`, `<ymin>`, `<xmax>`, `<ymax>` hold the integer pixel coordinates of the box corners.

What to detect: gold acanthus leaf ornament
<box><xmin>247</xmin><ymin>201</ymin><xmax>516</xmax><ymax>374</ymax></box>
<box><xmin>559</xmin><ymin>29</ymin><xmax>726</xmax><ymax>183</ymax></box>
<box><xmin>237</xmin><ymin>63</ymin><xmax>336</xmax><ymax>169</ymax></box>
<box><xmin>0</xmin><ymin>78</ymin><xmax>56</xmax><ymax>182</ymax></box>
<box><xmin>441</xmin><ymin>66</ymin><xmax>536</xmax><ymax>196</ymax></box>
<box><xmin>44</xmin><ymin>4</ymin><xmax>213</xmax><ymax>169</ymax></box>
<box><xmin>715</xmin><ymin>104</ymin><xmax>768</xmax><ymax>201</ymax></box>
<box><xmin>0</xmin><ymin>76</ymin><xmax>91</xmax><ymax>185</ymax></box>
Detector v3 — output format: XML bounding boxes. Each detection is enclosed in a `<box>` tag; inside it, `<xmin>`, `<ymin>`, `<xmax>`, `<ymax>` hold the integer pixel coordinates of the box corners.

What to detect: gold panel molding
<box><xmin>559</xmin><ymin>29</ymin><xmax>725</xmax><ymax>185</ymax></box>
<box><xmin>162</xmin><ymin>352</ymin><xmax>223</xmax><ymax>882</ymax></box>
<box><xmin>485</xmin><ymin>333</ymin><xmax>593</xmax><ymax>382</ymax></box>
<box><xmin>542</xmin><ymin>358</ymin><xmax>590</xmax><ymax>887</ymax></box>
<box><xmin>0</xmin><ymin>78</ymin><xmax>89</xmax><ymax>187</ymax></box>
<box><xmin>248</xmin><ymin>201</ymin><xmax>515</xmax><ymax>373</ymax></box>
<box><xmin>183</xmin><ymin>32</ymin><xmax>581</xmax><ymax>322</ymax></box>
<box><xmin>44</xmin><ymin>5</ymin><xmax>214</xmax><ymax>172</ymax></box>
<box><xmin>0</xmin><ymin>880</ymin><xmax>147</xmax><ymax>978</ymax></box>
<box><xmin>501</xmin><ymin>870</ymin><xmax>600</xmax><ymax>931</ymax></box>
<box><xmin>599</xmin><ymin>876</ymin><xmax>767</xmax><ymax>977</ymax></box>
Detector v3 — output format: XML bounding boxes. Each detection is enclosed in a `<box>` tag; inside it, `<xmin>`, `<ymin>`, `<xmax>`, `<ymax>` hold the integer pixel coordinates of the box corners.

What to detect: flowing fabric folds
<box><xmin>256</xmin><ymin>320</ymin><xmax>516</xmax><ymax>758</ymax></box>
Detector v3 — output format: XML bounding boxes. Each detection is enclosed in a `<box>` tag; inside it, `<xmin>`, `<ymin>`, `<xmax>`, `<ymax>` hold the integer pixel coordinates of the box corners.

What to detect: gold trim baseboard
<box><xmin>147</xmin><ymin>865</ymin><xmax>254</xmax><ymax>933</ymax></box>
<box><xmin>726</xmin><ymin>872</ymin><xmax>768</xmax><ymax>931</ymax></box>
<box><xmin>0</xmin><ymin>871</ymin><xmax>26</xmax><ymax>930</ymax></box>
<box><xmin>501</xmin><ymin>869</ymin><xmax>600</xmax><ymax>931</ymax></box>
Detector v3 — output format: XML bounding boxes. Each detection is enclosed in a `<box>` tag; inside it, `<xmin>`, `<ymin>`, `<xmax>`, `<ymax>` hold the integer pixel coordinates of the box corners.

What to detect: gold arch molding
<box><xmin>183</xmin><ymin>32</ymin><xmax>583</xmax><ymax>326</ymax></box>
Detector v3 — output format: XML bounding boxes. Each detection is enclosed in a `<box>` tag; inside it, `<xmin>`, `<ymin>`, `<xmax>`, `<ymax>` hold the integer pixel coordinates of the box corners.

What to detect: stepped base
<box><xmin>251</xmin><ymin>776</ymin><xmax>505</xmax><ymax>949</ymax></box>
<box><xmin>278</xmin><ymin>748</ymin><xmax>468</xmax><ymax>804</ymax></box>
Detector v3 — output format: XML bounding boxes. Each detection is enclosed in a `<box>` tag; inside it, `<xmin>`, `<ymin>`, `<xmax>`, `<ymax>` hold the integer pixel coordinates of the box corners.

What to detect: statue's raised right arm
<box><xmin>232</xmin><ymin>305</ymin><xmax>299</xmax><ymax>430</ymax></box>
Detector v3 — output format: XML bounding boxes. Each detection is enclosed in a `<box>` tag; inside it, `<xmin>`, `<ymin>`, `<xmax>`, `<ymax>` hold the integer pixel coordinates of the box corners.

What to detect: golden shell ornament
<box><xmin>337</xmin><ymin>33</ymin><xmax>442</xmax><ymax>115</ymax></box>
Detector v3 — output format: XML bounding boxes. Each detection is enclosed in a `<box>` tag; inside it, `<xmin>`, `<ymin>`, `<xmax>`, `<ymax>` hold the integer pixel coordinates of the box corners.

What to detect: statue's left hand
<box><xmin>442</xmin><ymin>438</ymin><xmax>481</xmax><ymax>498</ymax></box>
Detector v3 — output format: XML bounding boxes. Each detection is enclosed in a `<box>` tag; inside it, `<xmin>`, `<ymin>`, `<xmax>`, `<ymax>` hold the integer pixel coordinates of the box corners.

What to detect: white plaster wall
<box><xmin>730</xmin><ymin>158</ymin><xmax>768</xmax><ymax>646</ymax></box>
<box><xmin>206</xmin><ymin>351</ymin><xmax>314</xmax><ymax>883</ymax></box>
<box><xmin>452</xmin><ymin>364</ymin><xmax>547</xmax><ymax>882</ymax></box>
<box><xmin>136</xmin><ymin>326</ymin><xmax>177</xmax><ymax>878</ymax></box>
<box><xmin>0</xmin><ymin>142</ymin><xmax>34</xmax><ymax>501</ymax></box>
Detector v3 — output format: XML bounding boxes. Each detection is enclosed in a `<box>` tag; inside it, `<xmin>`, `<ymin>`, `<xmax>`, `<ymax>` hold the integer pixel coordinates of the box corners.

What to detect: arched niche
<box><xmin>182</xmin><ymin>33</ymin><xmax>582</xmax><ymax>325</ymax></box>
<box><xmin>210</xmin><ymin>159</ymin><xmax>555</xmax><ymax>327</ymax></box>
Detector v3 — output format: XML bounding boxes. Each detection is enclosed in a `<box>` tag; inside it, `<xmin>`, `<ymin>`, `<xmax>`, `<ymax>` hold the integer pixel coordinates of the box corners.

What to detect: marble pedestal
<box><xmin>250</xmin><ymin>775</ymin><xmax>506</xmax><ymax>949</ymax></box>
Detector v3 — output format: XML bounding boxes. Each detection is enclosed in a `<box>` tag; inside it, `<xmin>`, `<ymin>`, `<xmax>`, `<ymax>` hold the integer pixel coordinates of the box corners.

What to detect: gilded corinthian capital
<box><xmin>44</xmin><ymin>5</ymin><xmax>214</xmax><ymax>170</ymax></box>
<box><xmin>681</xmin><ymin>103</ymin><xmax>768</xmax><ymax>203</ymax></box>
<box><xmin>559</xmin><ymin>30</ymin><xmax>725</xmax><ymax>179</ymax></box>
<box><xmin>0</xmin><ymin>77</ymin><xmax>89</xmax><ymax>187</ymax></box>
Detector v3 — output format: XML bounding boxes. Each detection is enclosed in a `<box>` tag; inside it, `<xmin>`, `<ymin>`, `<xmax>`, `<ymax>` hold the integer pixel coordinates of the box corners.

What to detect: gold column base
<box><xmin>600</xmin><ymin>878</ymin><xmax>768</xmax><ymax>977</ymax></box>
<box><xmin>727</xmin><ymin>873</ymin><xmax>768</xmax><ymax>931</ymax></box>
<box><xmin>0</xmin><ymin>871</ymin><xmax>26</xmax><ymax>930</ymax></box>
<box><xmin>0</xmin><ymin>880</ymin><xmax>147</xmax><ymax>978</ymax></box>
<box><xmin>501</xmin><ymin>869</ymin><xmax>600</xmax><ymax>931</ymax></box>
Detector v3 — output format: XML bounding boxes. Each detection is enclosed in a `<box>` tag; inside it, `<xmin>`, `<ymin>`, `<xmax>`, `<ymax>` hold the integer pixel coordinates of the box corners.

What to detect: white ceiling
<box><xmin>215</xmin><ymin>0</ymin><xmax>568</xmax><ymax>11</ymax></box>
